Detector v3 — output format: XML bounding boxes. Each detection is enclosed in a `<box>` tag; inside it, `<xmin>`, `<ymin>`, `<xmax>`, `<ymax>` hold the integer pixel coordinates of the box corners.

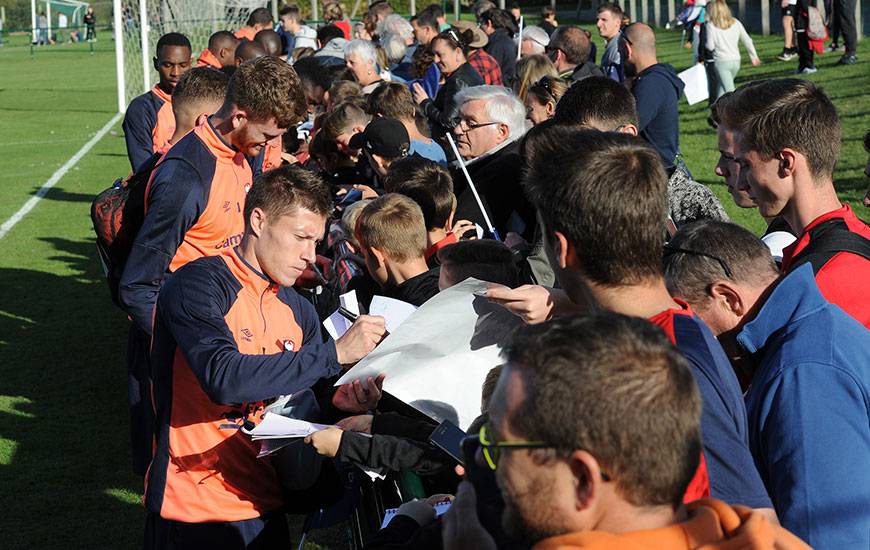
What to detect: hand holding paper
<box><xmin>335</xmin><ymin>316</ymin><xmax>387</xmax><ymax>365</ymax></box>
<box><xmin>304</xmin><ymin>427</ymin><xmax>344</xmax><ymax>457</ymax></box>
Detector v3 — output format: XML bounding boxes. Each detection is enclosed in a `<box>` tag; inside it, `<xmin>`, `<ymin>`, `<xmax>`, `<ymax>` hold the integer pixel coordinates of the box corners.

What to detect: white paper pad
<box><xmin>336</xmin><ymin>278</ymin><xmax>523</xmax><ymax>430</ymax></box>
<box><xmin>678</xmin><ymin>63</ymin><xmax>709</xmax><ymax>106</ymax></box>
<box><xmin>368</xmin><ymin>295</ymin><xmax>417</xmax><ymax>334</ymax></box>
<box><xmin>248</xmin><ymin>413</ymin><xmax>332</xmax><ymax>440</ymax></box>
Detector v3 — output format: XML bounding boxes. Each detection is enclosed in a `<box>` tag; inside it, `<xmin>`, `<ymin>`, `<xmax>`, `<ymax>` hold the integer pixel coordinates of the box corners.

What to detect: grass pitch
<box><xmin>0</xmin><ymin>28</ymin><xmax>867</xmax><ymax>549</ymax></box>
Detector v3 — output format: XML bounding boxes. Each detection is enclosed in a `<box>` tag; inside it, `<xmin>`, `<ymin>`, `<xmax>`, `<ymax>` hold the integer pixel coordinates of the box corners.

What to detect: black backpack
<box><xmin>789</xmin><ymin>218</ymin><xmax>870</xmax><ymax>274</ymax></box>
<box><xmin>90</xmin><ymin>153</ymin><xmax>162</xmax><ymax>308</ymax></box>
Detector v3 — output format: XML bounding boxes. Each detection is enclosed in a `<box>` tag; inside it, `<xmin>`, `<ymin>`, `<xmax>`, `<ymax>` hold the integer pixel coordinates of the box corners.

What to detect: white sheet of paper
<box><xmin>369</xmin><ymin>295</ymin><xmax>417</xmax><ymax>334</ymax></box>
<box><xmin>678</xmin><ymin>63</ymin><xmax>709</xmax><ymax>105</ymax></box>
<box><xmin>380</xmin><ymin>501</ymin><xmax>452</xmax><ymax>529</ymax></box>
<box><xmin>323</xmin><ymin>290</ymin><xmax>361</xmax><ymax>340</ymax></box>
<box><xmin>336</xmin><ymin>278</ymin><xmax>523</xmax><ymax>430</ymax></box>
<box><xmin>248</xmin><ymin>413</ymin><xmax>332</xmax><ymax>440</ymax></box>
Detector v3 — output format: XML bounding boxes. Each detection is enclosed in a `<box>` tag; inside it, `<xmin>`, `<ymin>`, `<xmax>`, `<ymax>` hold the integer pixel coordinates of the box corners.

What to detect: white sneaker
<box><xmin>796</xmin><ymin>66</ymin><xmax>818</xmax><ymax>74</ymax></box>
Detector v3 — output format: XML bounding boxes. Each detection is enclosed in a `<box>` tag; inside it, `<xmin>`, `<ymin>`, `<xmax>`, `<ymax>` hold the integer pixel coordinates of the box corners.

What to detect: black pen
<box><xmin>338</xmin><ymin>306</ymin><xmax>358</xmax><ymax>323</ymax></box>
<box><xmin>337</xmin><ymin>306</ymin><xmax>390</xmax><ymax>337</ymax></box>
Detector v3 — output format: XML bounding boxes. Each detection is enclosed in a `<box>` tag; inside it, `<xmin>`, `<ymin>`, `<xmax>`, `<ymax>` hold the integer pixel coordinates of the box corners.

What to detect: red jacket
<box><xmin>781</xmin><ymin>204</ymin><xmax>870</xmax><ymax>328</ymax></box>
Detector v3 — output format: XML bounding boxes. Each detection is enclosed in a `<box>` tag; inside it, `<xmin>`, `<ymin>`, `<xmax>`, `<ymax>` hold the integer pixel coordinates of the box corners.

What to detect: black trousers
<box><xmin>144</xmin><ymin>511</ymin><xmax>290</xmax><ymax>550</ymax></box>
<box><xmin>834</xmin><ymin>0</ymin><xmax>858</xmax><ymax>54</ymax></box>
<box><xmin>126</xmin><ymin>322</ymin><xmax>153</xmax><ymax>477</ymax></box>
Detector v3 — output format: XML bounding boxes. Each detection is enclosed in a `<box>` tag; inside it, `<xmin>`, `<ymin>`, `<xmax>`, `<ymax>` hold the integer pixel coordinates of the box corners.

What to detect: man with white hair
<box><xmin>378</xmin><ymin>13</ymin><xmax>416</xmax><ymax>80</ymax></box>
<box><xmin>450</xmin><ymin>85</ymin><xmax>535</xmax><ymax>240</ymax></box>
<box><xmin>520</xmin><ymin>26</ymin><xmax>550</xmax><ymax>57</ymax></box>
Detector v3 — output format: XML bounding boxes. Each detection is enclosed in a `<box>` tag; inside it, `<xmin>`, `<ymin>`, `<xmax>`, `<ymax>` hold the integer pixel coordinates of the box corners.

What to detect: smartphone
<box><xmin>429</xmin><ymin>419</ymin><xmax>467</xmax><ymax>464</ymax></box>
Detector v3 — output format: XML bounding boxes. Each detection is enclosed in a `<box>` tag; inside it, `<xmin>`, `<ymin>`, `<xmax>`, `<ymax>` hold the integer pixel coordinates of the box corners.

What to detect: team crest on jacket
<box><xmin>281</xmin><ymin>339</ymin><xmax>295</xmax><ymax>352</ymax></box>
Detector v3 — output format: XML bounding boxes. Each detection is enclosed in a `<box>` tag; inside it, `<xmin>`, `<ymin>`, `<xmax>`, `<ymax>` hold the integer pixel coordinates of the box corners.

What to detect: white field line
<box><xmin>0</xmin><ymin>112</ymin><xmax>122</xmax><ymax>240</ymax></box>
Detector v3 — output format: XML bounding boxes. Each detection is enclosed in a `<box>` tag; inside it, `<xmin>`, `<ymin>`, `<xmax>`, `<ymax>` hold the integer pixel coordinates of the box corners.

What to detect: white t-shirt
<box><xmin>58</xmin><ymin>13</ymin><xmax>68</xmax><ymax>28</ymax></box>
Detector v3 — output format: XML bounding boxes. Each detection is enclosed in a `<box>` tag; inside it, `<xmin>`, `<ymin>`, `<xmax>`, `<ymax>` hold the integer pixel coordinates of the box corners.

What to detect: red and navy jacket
<box><xmin>781</xmin><ymin>204</ymin><xmax>870</xmax><ymax>329</ymax></box>
<box><xmin>122</xmin><ymin>85</ymin><xmax>176</xmax><ymax>172</ymax></box>
<box><xmin>119</xmin><ymin>118</ymin><xmax>251</xmax><ymax>336</ymax></box>
<box><xmin>650</xmin><ymin>301</ymin><xmax>773</xmax><ymax>510</ymax></box>
<box><xmin>144</xmin><ymin>249</ymin><xmax>342</xmax><ymax>522</ymax></box>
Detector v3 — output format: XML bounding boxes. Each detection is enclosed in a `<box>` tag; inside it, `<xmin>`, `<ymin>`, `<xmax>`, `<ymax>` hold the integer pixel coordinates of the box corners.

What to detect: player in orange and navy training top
<box><xmin>122</xmin><ymin>33</ymin><xmax>191</xmax><ymax>172</ymax></box>
<box><xmin>119</xmin><ymin>57</ymin><xmax>307</xmax><ymax>476</ymax></box>
<box><xmin>118</xmin><ymin>67</ymin><xmax>229</xmax><ymax>477</ymax></box>
<box><xmin>196</xmin><ymin>30</ymin><xmax>239</xmax><ymax>69</ymax></box>
<box><xmin>145</xmin><ymin>166</ymin><xmax>387</xmax><ymax>547</ymax></box>
<box><xmin>234</xmin><ymin>7</ymin><xmax>273</xmax><ymax>42</ymax></box>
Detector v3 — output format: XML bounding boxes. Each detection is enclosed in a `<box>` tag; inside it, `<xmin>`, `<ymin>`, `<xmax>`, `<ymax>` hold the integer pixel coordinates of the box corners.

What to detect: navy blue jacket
<box><xmin>739</xmin><ymin>264</ymin><xmax>870</xmax><ymax>548</ymax></box>
<box><xmin>652</xmin><ymin>305</ymin><xmax>773</xmax><ymax>509</ymax></box>
<box><xmin>632</xmin><ymin>63</ymin><xmax>684</xmax><ymax>170</ymax></box>
<box><xmin>484</xmin><ymin>28</ymin><xmax>517</xmax><ymax>84</ymax></box>
<box><xmin>123</xmin><ymin>90</ymin><xmax>166</xmax><ymax>172</ymax></box>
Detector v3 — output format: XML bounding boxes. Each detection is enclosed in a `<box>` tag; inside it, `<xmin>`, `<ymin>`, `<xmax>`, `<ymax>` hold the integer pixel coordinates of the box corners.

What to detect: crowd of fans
<box><xmin>106</xmin><ymin>2</ymin><xmax>870</xmax><ymax>549</ymax></box>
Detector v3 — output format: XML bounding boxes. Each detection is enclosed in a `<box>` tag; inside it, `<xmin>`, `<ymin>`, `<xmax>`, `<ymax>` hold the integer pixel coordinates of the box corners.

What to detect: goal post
<box><xmin>114</xmin><ymin>0</ymin><xmax>268</xmax><ymax>113</ymax></box>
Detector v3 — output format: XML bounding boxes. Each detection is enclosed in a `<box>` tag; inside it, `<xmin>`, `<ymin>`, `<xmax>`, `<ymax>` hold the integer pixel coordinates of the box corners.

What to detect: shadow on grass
<box><xmin>39</xmin><ymin>187</ymin><xmax>98</xmax><ymax>203</ymax></box>
<box><xmin>0</xmin><ymin>236</ymin><xmax>143</xmax><ymax>549</ymax></box>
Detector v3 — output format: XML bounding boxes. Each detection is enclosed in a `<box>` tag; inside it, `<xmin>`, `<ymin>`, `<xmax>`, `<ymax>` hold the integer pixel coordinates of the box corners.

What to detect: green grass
<box><xmin>0</xmin><ymin>27</ymin><xmax>868</xmax><ymax>549</ymax></box>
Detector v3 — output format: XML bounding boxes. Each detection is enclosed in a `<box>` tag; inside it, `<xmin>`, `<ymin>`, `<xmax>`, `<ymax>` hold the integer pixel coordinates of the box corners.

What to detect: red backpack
<box><xmin>90</xmin><ymin>153</ymin><xmax>161</xmax><ymax>308</ymax></box>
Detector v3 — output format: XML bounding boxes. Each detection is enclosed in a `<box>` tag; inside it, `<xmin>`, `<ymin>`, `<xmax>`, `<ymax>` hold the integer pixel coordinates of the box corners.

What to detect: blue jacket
<box><xmin>632</xmin><ymin>63</ymin><xmax>684</xmax><ymax>170</ymax></box>
<box><xmin>738</xmin><ymin>264</ymin><xmax>870</xmax><ymax>549</ymax></box>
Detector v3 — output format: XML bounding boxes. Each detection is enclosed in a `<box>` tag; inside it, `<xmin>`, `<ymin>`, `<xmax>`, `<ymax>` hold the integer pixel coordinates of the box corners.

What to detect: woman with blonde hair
<box><xmin>323</xmin><ymin>1</ymin><xmax>351</xmax><ymax>39</ymax></box>
<box><xmin>705</xmin><ymin>0</ymin><xmax>760</xmax><ymax>98</ymax></box>
<box><xmin>513</xmin><ymin>54</ymin><xmax>558</xmax><ymax>103</ymax></box>
<box><xmin>524</xmin><ymin>75</ymin><xmax>568</xmax><ymax>125</ymax></box>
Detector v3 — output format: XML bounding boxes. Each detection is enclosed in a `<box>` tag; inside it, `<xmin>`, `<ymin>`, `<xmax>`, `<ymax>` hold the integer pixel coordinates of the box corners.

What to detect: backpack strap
<box><xmin>789</xmin><ymin>218</ymin><xmax>870</xmax><ymax>275</ymax></box>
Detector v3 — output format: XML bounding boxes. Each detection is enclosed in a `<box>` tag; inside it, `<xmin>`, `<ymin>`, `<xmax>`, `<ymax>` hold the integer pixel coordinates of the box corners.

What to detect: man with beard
<box><xmin>442</xmin><ymin>312</ymin><xmax>810</xmax><ymax>550</ymax></box>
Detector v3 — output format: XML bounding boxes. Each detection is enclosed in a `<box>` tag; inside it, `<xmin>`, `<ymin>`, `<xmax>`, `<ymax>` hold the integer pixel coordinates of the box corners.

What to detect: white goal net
<box><xmin>113</xmin><ymin>0</ymin><xmax>268</xmax><ymax>111</ymax></box>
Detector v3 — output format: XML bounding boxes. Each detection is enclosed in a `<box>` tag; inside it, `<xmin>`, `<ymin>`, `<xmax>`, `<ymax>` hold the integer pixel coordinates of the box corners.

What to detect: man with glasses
<box><xmin>450</xmin><ymin>85</ymin><xmax>535</xmax><ymax>241</ymax></box>
<box><xmin>663</xmin><ymin>220</ymin><xmax>870</xmax><ymax>549</ymax></box>
<box><xmin>546</xmin><ymin>25</ymin><xmax>603</xmax><ymax>83</ymax></box>
<box><xmin>443</xmin><ymin>312</ymin><xmax>808</xmax><ymax>549</ymax></box>
<box><xmin>486</xmin><ymin>128</ymin><xmax>775</xmax><ymax>517</ymax></box>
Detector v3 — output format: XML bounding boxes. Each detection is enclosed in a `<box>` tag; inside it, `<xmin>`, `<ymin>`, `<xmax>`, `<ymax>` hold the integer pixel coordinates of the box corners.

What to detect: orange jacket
<box><xmin>149</xmin><ymin>85</ymin><xmax>176</xmax><ymax>157</ymax></box>
<box><xmin>261</xmin><ymin>135</ymin><xmax>284</xmax><ymax>173</ymax></box>
<box><xmin>196</xmin><ymin>47</ymin><xmax>223</xmax><ymax>69</ymax></box>
<box><xmin>234</xmin><ymin>27</ymin><xmax>257</xmax><ymax>41</ymax></box>
<box><xmin>119</xmin><ymin>119</ymin><xmax>251</xmax><ymax>335</ymax></box>
<box><xmin>533</xmin><ymin>499</ymin><xmax>810</xmax><ymax>550</ymax></box>
<box><xmin>145</xmin><ymin>250</ymin><xmax>342</xmax><ymax>522</ymax></box>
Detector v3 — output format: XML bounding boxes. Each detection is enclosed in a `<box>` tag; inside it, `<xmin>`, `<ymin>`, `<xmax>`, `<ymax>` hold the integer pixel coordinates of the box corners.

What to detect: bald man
<box><xmin>235</xmin><ymin>40</ymin><xmax>266</xmax><ymax>65</ymax></box>
<box><xmin>254</xmin><ymin>28</ymin><xmax>284</xmax><ymax>58</ymax></box>
<box><xmin>547</xmin><ymin>25</ymin><xmax>603</xmax><ymax>82</ymax></box>
<box><xmin>198</xmin><ymin>30</ymin><xmax>239</xmax><ymax>69</ymax></box>
<box><xmin>622</xmin><ymin>23</ymin><xmax>684</xmax><ymax>173</ymax></box>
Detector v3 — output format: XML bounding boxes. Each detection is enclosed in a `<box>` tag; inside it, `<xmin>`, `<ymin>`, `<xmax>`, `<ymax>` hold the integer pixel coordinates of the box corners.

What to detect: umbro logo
<box><xmin>240</xmin><ymin>328</ymin><xmax>254</xmax><ymax>342</ymax></box>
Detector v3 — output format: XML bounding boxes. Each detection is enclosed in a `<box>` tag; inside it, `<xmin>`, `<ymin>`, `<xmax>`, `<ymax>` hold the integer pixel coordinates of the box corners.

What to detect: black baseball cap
<box><xmin>348</xmin><ymin>117</ymin><xmax>411</xmax><ymax>159</ymax></box>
